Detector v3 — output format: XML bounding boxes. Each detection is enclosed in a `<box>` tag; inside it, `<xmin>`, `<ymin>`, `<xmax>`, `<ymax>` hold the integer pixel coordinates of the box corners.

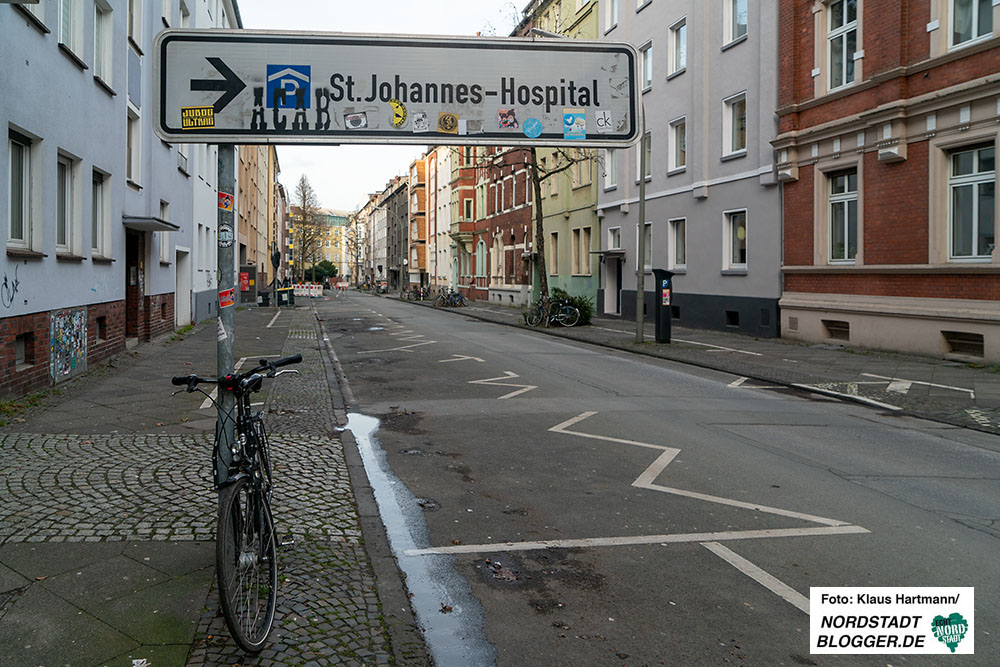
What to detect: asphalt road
<box><xmin>319</xmin><ymin>292</ymin><xmax>1000</xmax><ymax>667</ymax></box>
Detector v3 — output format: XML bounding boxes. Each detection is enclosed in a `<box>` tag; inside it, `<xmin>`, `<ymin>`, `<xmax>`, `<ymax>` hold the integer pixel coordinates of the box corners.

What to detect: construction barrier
<box><xmin>292</xmin><ymin>283</ymin><xmax>323</xmax><ymax>298</ymax></box>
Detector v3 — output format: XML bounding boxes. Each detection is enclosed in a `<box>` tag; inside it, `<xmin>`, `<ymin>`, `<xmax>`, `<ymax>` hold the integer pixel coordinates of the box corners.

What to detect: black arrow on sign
<box><xmin>190</xmin><ymin>57</ymin><xmax>246</xmax><ymax>113</ymax></box>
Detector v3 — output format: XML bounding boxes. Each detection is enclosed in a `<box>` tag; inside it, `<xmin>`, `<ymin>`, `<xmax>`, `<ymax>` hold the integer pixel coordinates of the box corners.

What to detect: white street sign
<box><xmin>154</xmin><ymin>30</ymin><xmax>639</xmax><ymax>147</ymax></box>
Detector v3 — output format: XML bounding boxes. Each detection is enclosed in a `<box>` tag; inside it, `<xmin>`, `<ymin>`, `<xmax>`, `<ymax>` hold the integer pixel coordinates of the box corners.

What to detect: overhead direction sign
<box><xmin>154</xmin><ymin>30</ymin><xmax>639</xmax><ymax>147</ymax></box>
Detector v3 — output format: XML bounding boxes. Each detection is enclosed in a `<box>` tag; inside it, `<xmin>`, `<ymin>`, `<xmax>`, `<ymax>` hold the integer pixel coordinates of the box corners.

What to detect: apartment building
<box><xmin>597</xmin><ymin>0</ymin><xmax>782</xmax><ymax>336</ymax></box>
<box><xmin>1</xmin><ymin>0</ymin><xmax>241</xmax><ymax>398</ymax></box>
<box><xmin>427</xmin><ymin>147</ymin><xmax>454</xmax><ymax>289</ymax></box>
<box><xmin>775</xmin><ymin>0</ymin><xmax>1000</xmax><ymax>361</ymax></box>
<box><xmin>407</xmin><ymin>157</ymin><xmax>428</xmax><ymax>286</ymax></box>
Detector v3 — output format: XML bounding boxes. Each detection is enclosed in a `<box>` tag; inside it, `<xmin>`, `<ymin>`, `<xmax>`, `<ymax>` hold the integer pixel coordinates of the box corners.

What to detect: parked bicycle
<box><xmin>402</xmin><ymin>285</ymin><xmax>431</xmax><ymax>301</ymax></box>
<box><xmin>525</xmin><ymin>297</ymin><xmax>581</xmax><ymax>327</ymax></box>
<box><xmin>434</xmin><ymin>287</ymin><xmax>468</xmax><ymax>308</ymax></box>
<box><xmin>170</xmin><ymin>353</ymin><xmax>302</xmax><ymax>653</ymax></box>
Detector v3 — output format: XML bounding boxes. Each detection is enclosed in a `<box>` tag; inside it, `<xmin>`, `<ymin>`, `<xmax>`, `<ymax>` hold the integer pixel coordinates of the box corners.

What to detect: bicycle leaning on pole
<box><xmin>525</xmin><ymin>296</ymin><xmax>581</xmax><ymax>327</ymax></box>
<box><xmin>170</xmin><ymin>353</ymin><xmax>302</xmax><ymax>652</ymax></box>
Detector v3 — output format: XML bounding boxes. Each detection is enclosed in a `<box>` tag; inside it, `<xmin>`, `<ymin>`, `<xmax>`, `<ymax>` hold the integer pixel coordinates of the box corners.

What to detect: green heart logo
<box><xmin>931</xmin><ymin>613</ymin><xmax>968</xmax><ymax>653</ymax></box>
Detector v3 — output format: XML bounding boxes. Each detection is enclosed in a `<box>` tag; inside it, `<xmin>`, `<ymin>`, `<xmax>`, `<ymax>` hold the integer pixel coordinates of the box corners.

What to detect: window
<box><xmin>724</xmin><ymin>93</ymin><xmax>747</xmax><ymax>156</ymax></box>
<box><xmin>127</xmin><ymin>109</ymin><xmax>140</xmax><ymax>185</ymax></box>
<box><xmin>726</xmin><ymin>210</ymin><xmax>747</xmax><ymax>268</ymax></box>
<box><xmin>638</xmin><ymin>222</ymin><xmax>652</xmax><ymax>271</ymax></box>
<box><xmin>608</xmin><ymin>227</ymin><xmax>621</xmax><ymax>249</ymax></box>
<box><xmin>572</xmin><ymin>149</ymin><xmax>591</xmax><ymax>187</ymax></box>
<box><xmin>8</xmin><ymin>131</ymin><xmax>32</xmax><ymax>249</ymax></box>
<box><xmin>604</xmin><ymin>149</ymin><xmax>617</xmax><ymax>189</ymax></box>
<box><xmin>670</xmin><ymin>218</ymin><xmax>686</xmax><ymax>268</ymax></box>
<box><xmin>726</xmin><ymin>0</ymin><xmax>748</xmax><ymax>43</ymax></box>
<box><xmin>829</xmin><ymin>0</ymin><xmax>857</xmax><ymax>90</ymax></box>
<box><xmin>829</xmin><ymin>169</ymin><xmax>858</xmax><ymax>262</ymax></box>
<box><xmin>669</xmin><ymin>117</ymin><xmax>686</xmax><ymax>171</ymax></box>
<box><xmin>127</xmin><ymin>0</ymin><xmax>141</xmax><ymax>46</ymax></box>
<box><xmin>640</xmin><ymin>43</ymin><xmax>653</xmax><ymax>90</ymax></box>
<box><xmin>571</xmin><ymin>227</ymin><xmax>591</xmax><ymax>275</ymax></box>
<box><xmin>94</xmin><ymin>1</ymin><xmax>112</xmax><ymax>83</ymax></box>
<box><xmin>161</xmin><ymin>0</ymin><xmax>171</xmax><ymax>25</ymax></box>
<box><xmin>91</xmin><ymin>171</ymin><xmax>107</xmax><ymax>254</ymax></box>
<box><xmin>669</xmin><ymin>18</ymin><xmax>687</xmax><ymax>74</ymax></box>
<box><xmin>464</xmin><ymin>198</ymin><xmax>473</xmax><ymax>220</ymax></box>
<box><xmin>949</xmin><ymin>144</ymin><xmax>995</xmax><ymax>259</ymax></box>
<box><xmin>606</xmin><ymin>0</ymin><xmax>618</xmax><ymax>29</ymax></box>
<box><xmin>59</xmin><ymin>0</ymin><xmax>81</xmax><ymax>53</ymax></box>
<box><xmin>549</xmin><ymin>231</ymin><xmax>558</xmax><ymax>274</ymax></box>
<box><xmin>56</xmin><ymin>155</ymin><xmax>75</xmax><ymax>252</ymax></box>
<box><xmin>951</xmin><ymin>0</ymin><xmax>993</xmax><ymax>47</ymax></box>
<box><xmin>636</xmin><ymin>131</ymin><xmax>652</xmax><ymax>181</ymax></box>
<box><xmin>159</xmin><ymin>201</ymin><xmax>171</xmax><ymax>263</ymax></box>
<box><xmin>475</xmin><ymin>240</ymin><xmax>486</xmax><ymax>277</ymax></box>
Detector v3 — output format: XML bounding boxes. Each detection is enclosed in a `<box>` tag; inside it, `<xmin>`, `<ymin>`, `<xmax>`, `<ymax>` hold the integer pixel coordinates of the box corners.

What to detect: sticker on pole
<box><xmin>218</xmin><ymin>288</ymin><xmax>235</xmax><ymax>309</ymax></box>
<box><xmin>218</xmin><ymin>192</ymin><xmax>234</xmax><ymax>212</ymax></box>
<box><xmin>810</xmin><ymin>587</ymin><xmax>974</xmax><ymax>654</ymax></box>
<box><xmin>218</xmin><ymin>223</ymin><xmax>234</xmax><ymax>248</ymax></box>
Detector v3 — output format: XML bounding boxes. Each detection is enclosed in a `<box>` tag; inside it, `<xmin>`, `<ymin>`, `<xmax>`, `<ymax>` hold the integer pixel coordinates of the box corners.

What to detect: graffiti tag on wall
<box><xmin>1</xmin><ymin>265</ymin><xmax>20</xmax><ymax>308</ymax></box>
<box><xmin>50</xmin><ymin>308</ymin><xmax>87</xmax><ymax>381</ymax></box>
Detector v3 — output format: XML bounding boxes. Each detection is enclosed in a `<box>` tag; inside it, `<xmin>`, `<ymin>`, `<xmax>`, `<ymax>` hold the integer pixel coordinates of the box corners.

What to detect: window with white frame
<box><xmin>829</xmin><ymin>0</ymin><xmax>857</xmax><ymax>90</ymax></box>
<box><xmin>723</xmin><ymin>93</ymin><xmax>747</xmax><ymax>156</ymax></box>
<box><xmin>608</xmin><ymin>226</ymin><xmax>621</xmax><ymax>249</ymax></box>
<box><xmin>951</xmin><ymin>0</ymin><xmax>993</xmax><ymax>47</ymax></box>
<box><xmin>726</xmin><ymin>210</ymin><xmax>747</xmax><ymax>268</ymax></box>
<box><xmin>159</xmin><ymin>201</ymin><xmax>171</xmax><ymax>263</ymax></box>
<box><xmin>161</xmin><ymin>0</ymin><xmax>171</xmax><ymax>25</ymax></box>
<box><xmin>949</xmin><ymin>144</ymin><xmax>995</xmax><ymax>259</ymax></box>
<box><xmin>636</xmin><ymin>131</ymin><xmax>652</xmax><ymax>181</ymax></box>
<box><xmin>127</xmin><ymin>0</ymin><xmax>141</xmax><ymax>46</ymax></box>
<box><xmin>669</xmin><ymin>117</ymin><xmax>686</xmax><ymax>171</ymax></box>
<box><xmin>828</xmin><ymin>169</ymin><xmax>858</xmax><ymax>262</ymax></box>
<box><xmin>476</xmin><ymin>240</ymin><xmax>486</xmax><ymax>277</ymax></box>
<box><xmin>91</xmin><ymin>171</ymin><xmax>107</xmax><ymax>254</ymax></box>
<box><xmin>59</xmin><ymin>0</ymin><xmax>81</xmax><ymax>53</ymax></box>
<box><xmin>725</xmin><ymin>0</ymin><xmax>748</xmax><ymax>44</ymax></box>
<box><xmin>56</xmin><ymin>155</ymin><xmax>76</xmax><ymax>253</ymax></box>
<box><xmin>640</xmin><ymin>42</ymin><xmax>652</xmax><ymax>90</ymax></box>
<box><xmin>571</xmin><ymin>227</ymin><xmax>592</xmax><ymax>275</ymax></box>
<box><xmin>606</xmin><ymin>0</ymin><xmax>618</xmax><ymax>29</ymax></box>
<box><xmin>670</xmin><ymin>218</ymin><xmax>686</xmax><ymax>268</ymax></box>
<box><xmin>94</xmin><ymin>1</ymin><xmax>112</xmax><ymax>83</ymax></box>
<box><xmin>604</xmin><ymin>149</ymin><xmax>617</xmax><ymax>189</ymax></box>
<box><xmin>638</xmin><ymin>222</ymin><xmax>652</xmax><ymax>271</ymax></box>
<box><xmin>549</xmin><ymin>231</ymin><xmax>559</xmax><ymax>274</ymax></box>
<box><xmin>669</xmin><ymin>18</ymin><xmax>687</xmax><ymax>74</ymax></box>
<box><xmin>8</xmin><ymin>131</ymin><xmax>32</xmax><ymax>249</ymax></box>
<box><xmin>127</xmin><ymin>109</ymin><xmax>140</xmax><ymax>185</ymax></box>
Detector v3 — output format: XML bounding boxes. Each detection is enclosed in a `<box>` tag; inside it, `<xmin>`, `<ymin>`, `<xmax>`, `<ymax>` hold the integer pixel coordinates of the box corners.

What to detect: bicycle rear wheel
<box><xmin>217</xmin><ymin>476</ymin><xmax>277</xmax><ymax>653</ymax></box>
<box><xmin>561</xmin><ymin>306</ymin><xmax>581</xmax><ymax>327</ymax></box>
<box><xmin>526</xmin><ymin>306</ymin><xmax>543</xmax><ymax>327</ymax></box>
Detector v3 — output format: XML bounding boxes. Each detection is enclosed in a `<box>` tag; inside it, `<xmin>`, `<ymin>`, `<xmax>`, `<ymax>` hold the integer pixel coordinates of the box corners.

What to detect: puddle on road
<box><xmin>346</xmin><ymin>413</ymin><xmax>495</xmax><ymax>667</ymax></box>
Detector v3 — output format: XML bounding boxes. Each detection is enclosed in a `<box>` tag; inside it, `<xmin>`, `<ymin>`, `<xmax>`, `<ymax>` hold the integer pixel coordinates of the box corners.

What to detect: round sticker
<box><xmin>390</xmin><ymin>99</ymin><xmax>407</xmax><ymax>128</ymax></box>
<box><xmin>523</xmin><ymin>118</ymin><xmax>543</xmax><ymax>139</ymax></box>
<box><xmin>218</xmin><ymin>223</ymin><xmax>234</xmax><ymax>248</ymax></box>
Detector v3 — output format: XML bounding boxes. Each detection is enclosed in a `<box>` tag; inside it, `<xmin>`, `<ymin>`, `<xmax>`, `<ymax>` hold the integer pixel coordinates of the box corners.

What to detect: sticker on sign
<box><xmin>154</xmin><ymin>30</ymin><xmax>639</xmax><ymax>147</ymax></box>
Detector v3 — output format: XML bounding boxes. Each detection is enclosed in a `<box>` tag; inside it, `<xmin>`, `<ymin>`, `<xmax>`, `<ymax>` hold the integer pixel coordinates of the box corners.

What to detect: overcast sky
<box><xmin>234</xmin><ymin>0</ymin><xmax>522</xmax><ymax>211</ymax></box>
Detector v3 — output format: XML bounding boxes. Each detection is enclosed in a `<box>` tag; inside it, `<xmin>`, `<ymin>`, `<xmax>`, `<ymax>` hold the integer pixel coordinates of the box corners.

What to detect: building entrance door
<box><xmin>125</xmin><ymin>229</ymin><xmax>144</xmax><ymax>341</ymax></box>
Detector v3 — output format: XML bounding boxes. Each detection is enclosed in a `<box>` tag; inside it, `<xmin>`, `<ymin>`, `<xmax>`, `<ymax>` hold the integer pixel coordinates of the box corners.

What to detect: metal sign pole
<box><xmin>215</xmin><ymin>144</ymin><xmax>236</xmax><ymax>487</ymax></box>
<box><xmin>635</xmin><ymin>107</ymin><xmax>646</xmax><ymax>344</ymax></box>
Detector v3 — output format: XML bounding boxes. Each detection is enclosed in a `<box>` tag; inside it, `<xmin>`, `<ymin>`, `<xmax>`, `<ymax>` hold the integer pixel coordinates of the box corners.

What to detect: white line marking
<box><xmin>550</xmin><ymin>412</ymin><xmax>852</xmax><ymax>526</ymax></box>
<box><xmin>861</xmin><ymin>373</ymin><xmax>974</xmax><ymax>398</ymax></box>
<box><xmin>468</xmin><ymin>371</ymin><xmax>537</xmax><ymax>399</ymax></box>
<box><xmin>594</xmin><ymin>326</ymin><xmax>632</xmax><ymax>335</ymax></box>
<box><xmin>359</xmin><ymin>340</ymin><xmax>436</xmax><ymax>354</ymax></box>
<box><xmin>674</xmin><ymin>339</ymin><xmax>763</xmax><ymax>356</ymax></box>
<box><xmin>792</xmin><ymin>384</ymin><xmax>903</xmax><ymax>411</ymax></box>
<box><xmin>404</xmin><ymin>525</ymin><xmax>868</xmax><ymax>557</ymax></box>
<box><xmin>702</xmin><ymin>542</ymin><xmax>811</xmax><ymax>614</ymax></box>
<box><xmin>200</xmin><ymin>357</ymin><xmax>248</xmax><ymax>409</ymax></box>
<box><xmin>728</xmin><ymin>377</ymin><xmax>747</xmax><ymax>387</ymax></box>
<box><xmin>266</xmin><ymin>310</ymin><xmax>282</xmax><ymax>329</ymax></box>
<box><xmin>438</xmin><ymin>354</ymin><xmax>486</xmax><ymax>363</ymax></box>
<box><xmin>887</xmin><ymin>380</ymin><xmax>913</xmax><ymax>394</ymax></box>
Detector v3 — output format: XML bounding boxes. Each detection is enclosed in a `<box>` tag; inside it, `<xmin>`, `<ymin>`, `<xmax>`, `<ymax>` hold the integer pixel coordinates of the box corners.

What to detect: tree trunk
<box><xmin>530</xmin><ymin>147</ymin><xmax>548</xmax><ymax>302</ymax></box>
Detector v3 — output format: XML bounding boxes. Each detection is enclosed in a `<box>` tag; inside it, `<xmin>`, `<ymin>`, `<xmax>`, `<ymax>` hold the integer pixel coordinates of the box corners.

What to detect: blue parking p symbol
<box><xmin>266</xmin><ymin>65</ymin><xmax>311</xmax><ymax>110</ymax></box>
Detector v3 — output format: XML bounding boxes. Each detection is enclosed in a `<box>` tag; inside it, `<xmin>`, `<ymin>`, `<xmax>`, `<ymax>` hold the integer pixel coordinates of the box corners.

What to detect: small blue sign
<box><xmin>523</xmin><ymin>118</ymin><xmax>543</xmax><ymax>139</ymax></box>
<box><xmin>563</xmin><ymin>110</ymin><xmax>586</xmax><ymax>140</ymax></box>
<box><xmin>266</xmin><ymin>65</ymin><xmax>311</xmax><ymax>110</ymax></box>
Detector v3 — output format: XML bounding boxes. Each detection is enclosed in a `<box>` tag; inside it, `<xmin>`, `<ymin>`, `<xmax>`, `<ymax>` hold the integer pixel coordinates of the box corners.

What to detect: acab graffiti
<box><xmin>50</xmin><ymin>308</ymin><xmax>87</xmax><ymax>381</ymax></box>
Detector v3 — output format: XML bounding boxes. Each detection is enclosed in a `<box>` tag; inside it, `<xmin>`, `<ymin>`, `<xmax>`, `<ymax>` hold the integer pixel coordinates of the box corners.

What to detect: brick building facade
<box><xmin>774</xmin><ymin>0</ymin><xmax>1000</xmax><ymax>360</ymax></box>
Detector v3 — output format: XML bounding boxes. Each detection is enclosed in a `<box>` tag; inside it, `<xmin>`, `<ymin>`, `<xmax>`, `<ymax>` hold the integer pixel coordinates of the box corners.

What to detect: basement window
<box><xmin>96</xmin><ymin>315</ymin><xmax>108</xmax><ymax>342</ymax></box>
<box><xmin>942</xmin><ymin>331</ymin><xmax>984</xmax><ymax>358</ymax></box>
<box><xmin>725</xmin><ymin>310</ymin><xmax>740</xmax><ymax>327</ymax></box>
<box><xmin>15</xmin><ymin>332</ymin><xmax>35</xmax><ymax>370</ymax></box>
<box><xmin>822</xmin><ymin>319</ymin><xmax>850</xmax><ymax>341</ymax></box>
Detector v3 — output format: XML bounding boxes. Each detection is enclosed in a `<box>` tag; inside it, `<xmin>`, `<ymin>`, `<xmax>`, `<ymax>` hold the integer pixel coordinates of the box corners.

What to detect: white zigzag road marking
<box><xmin>468</xmin><ymin>371</ymin><xmax>537</xmax><ymax>399</ymax></box>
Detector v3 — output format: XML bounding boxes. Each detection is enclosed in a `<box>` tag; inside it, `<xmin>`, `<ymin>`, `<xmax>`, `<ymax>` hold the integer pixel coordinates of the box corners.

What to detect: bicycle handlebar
<box><xmin>170</xmin><ymin>353</ymin><xmax>302</xmax><ymax>391</ymax></box>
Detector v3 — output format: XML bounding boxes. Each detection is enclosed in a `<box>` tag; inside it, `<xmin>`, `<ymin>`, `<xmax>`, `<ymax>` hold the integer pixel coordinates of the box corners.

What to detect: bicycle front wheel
<box><xmin>526</xmin><ymin>306</ymin><xmax>543</xmax><ymax>327</ymax></box>
<box><xmin>217</xmin><ymin>476</ymin><xmax>277</xmax><ymax>653</ymax></box>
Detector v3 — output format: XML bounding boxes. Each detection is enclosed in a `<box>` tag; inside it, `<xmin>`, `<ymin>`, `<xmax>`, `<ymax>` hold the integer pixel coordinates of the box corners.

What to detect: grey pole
<box><xmin>635</xmin><ymin>108</ymin><xmax>646</xmax><ymax>344</ymax></box>
<box><xmin>215</xmin><ymin>144</ymin><xmax>236</xmax><ymax>487</ymax></box>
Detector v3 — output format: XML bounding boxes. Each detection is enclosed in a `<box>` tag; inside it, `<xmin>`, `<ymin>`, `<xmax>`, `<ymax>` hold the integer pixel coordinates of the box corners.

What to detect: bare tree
<box><xmin>291</xmin><ymin>175</ymin><xmax>324</xmax><ymax>283</ymax></box>
<box><xmin>344</xmin><ymin>210</ymin><xmax>368</xmax><ymax>287</ymax></box>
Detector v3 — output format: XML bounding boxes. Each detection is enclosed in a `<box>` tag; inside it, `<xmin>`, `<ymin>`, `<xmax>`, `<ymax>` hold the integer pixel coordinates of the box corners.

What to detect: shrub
<box><xmin>550</xmin><ymin>287</ymin><xmax>594</xmax><ymax>326</ymax></box>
